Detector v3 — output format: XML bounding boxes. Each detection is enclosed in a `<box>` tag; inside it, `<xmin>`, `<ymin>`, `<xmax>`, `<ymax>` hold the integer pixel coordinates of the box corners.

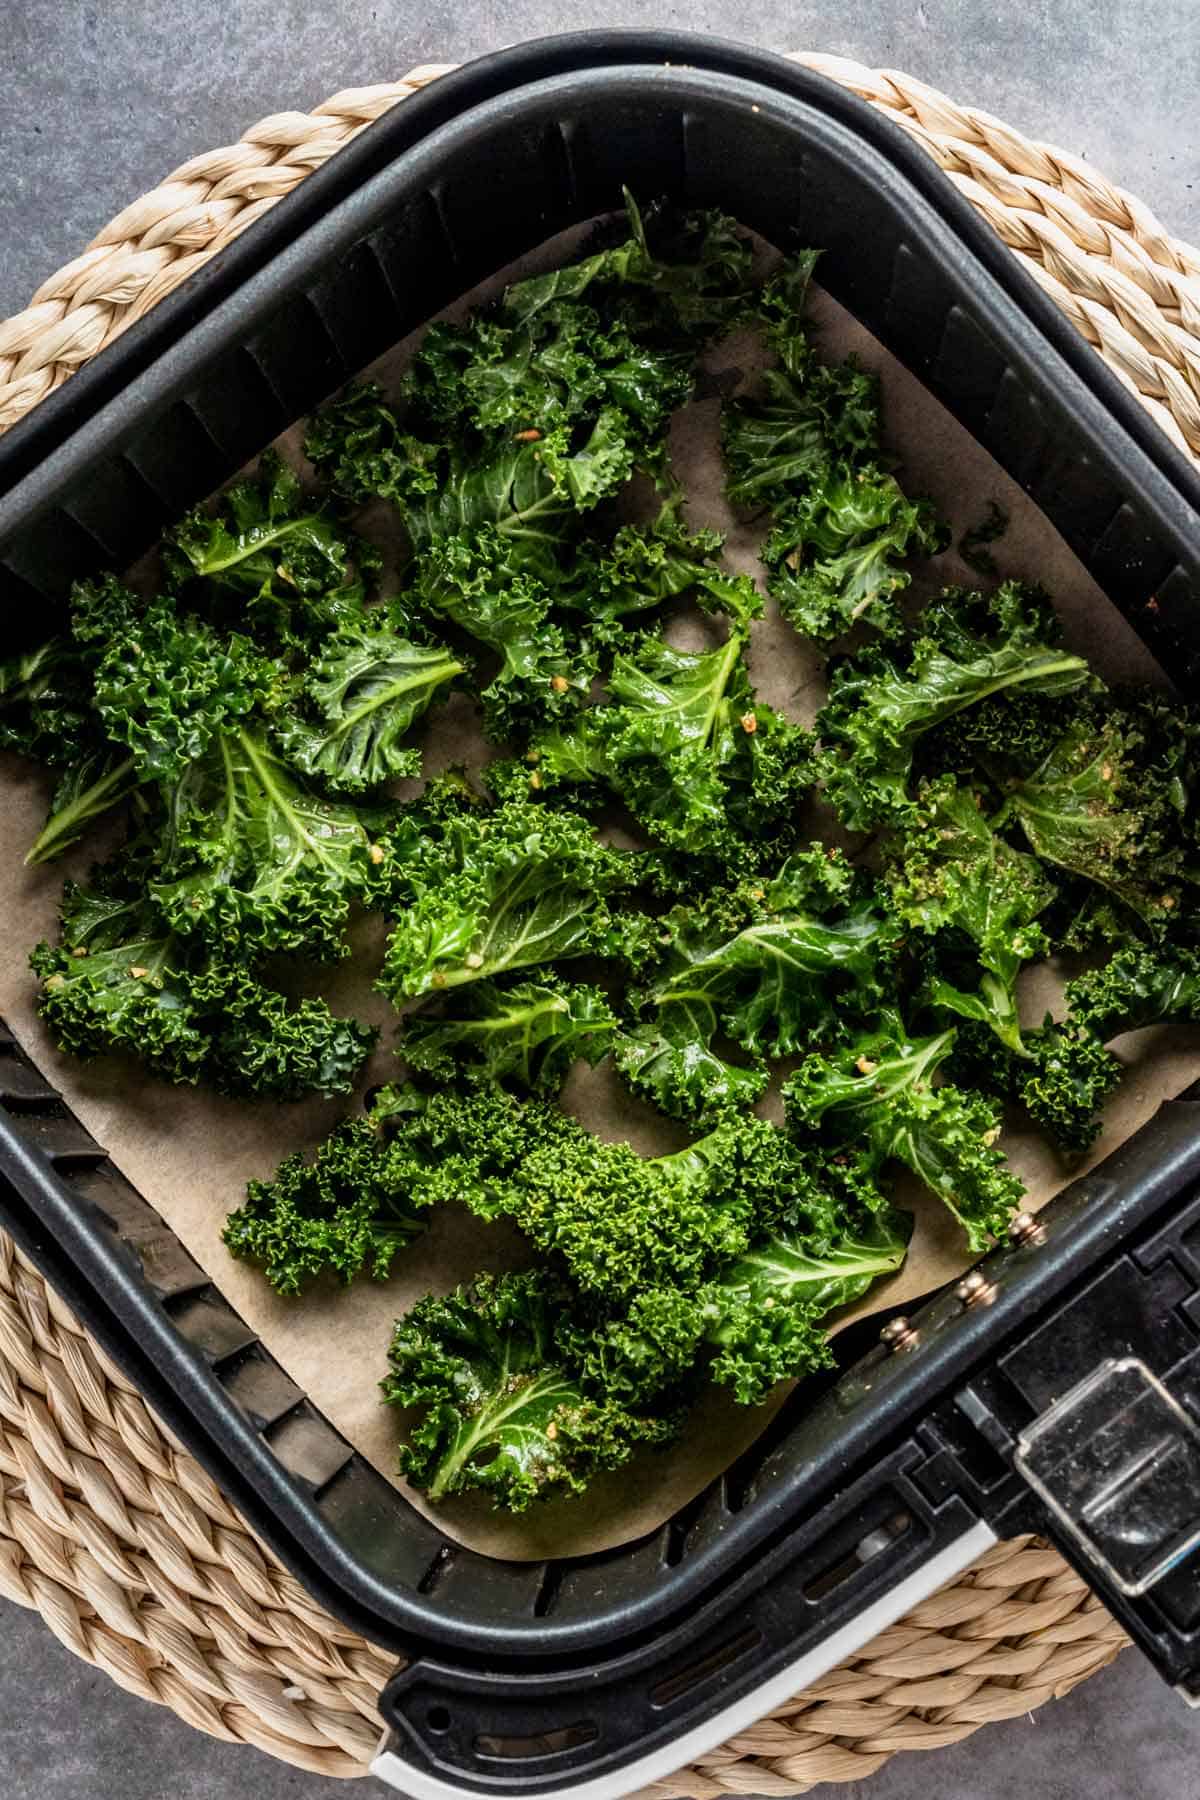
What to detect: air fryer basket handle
<box><xmin>369</xmin><ymin>1448</ymin><xmax>992</xmax><ymax>1800</ymax></box>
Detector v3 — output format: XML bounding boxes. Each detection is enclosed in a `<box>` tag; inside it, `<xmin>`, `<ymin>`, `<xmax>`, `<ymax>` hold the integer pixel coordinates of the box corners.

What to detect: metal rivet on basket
<box><xmin>880</xmin><ymin>1315</ymin><xmax>918</xmax><ymax>1353</ymax></box>
<box><xmin>1009</xmin><ymin>1210</ymin><xmax>1046</xmax><ymax>1248</ymax></box>
<box><xmin>955</xmin><ymin>1270</ymin><xmax>997</xmax><ymax>1308</ymax></box>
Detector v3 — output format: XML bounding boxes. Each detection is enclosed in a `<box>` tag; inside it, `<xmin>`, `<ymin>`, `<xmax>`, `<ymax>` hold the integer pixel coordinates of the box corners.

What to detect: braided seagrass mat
<box><xmin>2</xmin><ymin>47</ymin><xmax>1190</xmax><ymax>1790</ymax></box>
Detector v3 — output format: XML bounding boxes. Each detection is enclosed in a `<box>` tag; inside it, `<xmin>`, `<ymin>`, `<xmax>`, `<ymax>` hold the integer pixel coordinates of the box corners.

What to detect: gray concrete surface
<box><xmin>3</xmin><ymin>3</ymin><xmax>1200</xmax><ymax>1797</ymax></box>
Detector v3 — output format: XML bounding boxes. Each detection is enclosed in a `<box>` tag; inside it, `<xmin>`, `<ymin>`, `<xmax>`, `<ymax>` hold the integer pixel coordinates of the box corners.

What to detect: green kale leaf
<box><xmin>818</xmin><ymin>582</ymin><xmax>1092</xmax><ymax>829</ymax></box>
<box><xmin>152</xmin><ymin>727</ymin><xmax>380</xmax><ymax>957</ymax></box>
<box><xmin>764</xmin><ymin>462</ymin><xmax>943</xmax><ymax>644</ymax></box>
<box><xmin>785</xmin><ymin>1019</ymin><xmax>1023</xmax><ymax>1250</ymax></box>
<box><xmin>885</xmin><ymin>777</ymin><xmax>1057</xmax><ymax>1052</ymax></box>
<box><xmin>376</xmin><ymin>796</ymin><xmax>638</xmax><ymax>1001</ymax></box>
<box><xmin>276</xmin><ymin>619</ymin><xmax>464</xmax><ymax>793</ymax></box>
<box><xmin>32</xmin><ymin>883</ymin><xmax>374</xmax><ymax>1100</ymax></box>
<box><xmin>402</xmin><ymin>974</ymin><xmax>618</xmax><ymax>1095</ymax></box>
<box><xmin>383</xmin><ymin>1270</ymin><xmax>680</xmax><ymax>1512</ymax></box>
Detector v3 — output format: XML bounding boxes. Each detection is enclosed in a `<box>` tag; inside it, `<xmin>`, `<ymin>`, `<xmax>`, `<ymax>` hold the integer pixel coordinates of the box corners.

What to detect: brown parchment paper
<box><xmin>2</xmin><ymin>232</ymin><xmax>1198</xmax><ymax>1562</ymax></box>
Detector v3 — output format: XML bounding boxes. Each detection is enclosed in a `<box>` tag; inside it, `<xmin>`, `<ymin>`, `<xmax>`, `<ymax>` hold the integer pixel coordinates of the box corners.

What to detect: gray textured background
<box><xmin>3</xmin><ymin>3</ymin><xmax>1200</xmax><ymax>1797</ymax></box>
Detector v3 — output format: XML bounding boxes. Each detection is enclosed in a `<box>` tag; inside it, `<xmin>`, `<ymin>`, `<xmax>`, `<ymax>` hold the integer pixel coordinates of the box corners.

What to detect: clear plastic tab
<box><xmin>1015</xmin><ymin>1357</ymin><xmax>1200</xmax><ymax>1595</ymax></box>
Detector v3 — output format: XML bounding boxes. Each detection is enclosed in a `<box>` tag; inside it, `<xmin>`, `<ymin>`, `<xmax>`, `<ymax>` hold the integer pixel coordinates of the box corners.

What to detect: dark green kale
<box><xmin>275</xmin><ymin>619</ymin><xmax>464</xmax><ymax>793</ymax></box>
<box><xmin>151</xmin><ymin>727</ymin><xmax>381</xmax><ymax>958</ymax></box>
<box><xmin>32</xmin><ymin>881</ymin><xmax>374</xmax><ymax>1101</ymax></box>
<box><xmin>404</xmin><ymin>529</ymin><xmax>599</xmax><ymax>739</ymax></box>
<box><xmin>224</xmin><ymin>1088</ymin><xmax>433</xmax><ymax>1293</ymax></box>
<box><xmin>402</xmin><ymin>975</ymin><xmax>618</xmax><ymax>1095</ymax></box>
<box><xmin>163</xmin><ymin>450</ymin><xmax>380</xmax><ymax>648</ymax></box>
<box><xmin>618</xmin><ymin>864</ymin><xmax>899</xmax><ymax>1121</ymax></box>
<box><xmin>784</xmin><ymin>1017</ymin><xmax>1023</xmax><ymax>1251</ymax></box>
<box><xmin>228</xmin><ymin>1084</ymin><xmax>822</xmax><ymax>1311</ymax></box>
<box><xmin>306</xmin><ymin>199</ymin><xmax>744</xmax><ymax>568</ymax></box>
<box><xmin>374</xmin><ymin>793</ymin><xmax>640</xmax><ymax>1002</ymax></box>
<box><xmin>1067</xmin><ymin>944</ymin><xmax>1200</xmax><ymax>1040</ymax></box>
<box><xmin>383</xmin><ymin>1270</ymin><xmax>682</xmax><ymax>1512</ymax></box>
<box><xmin>946</xmin><ymin>1018</ymin><xmax>1121</xmax><ymax>1155</ymax></box>
<box><xmin>0</xmin><ymin>632</ymin><xmax>96</xmax><ymax>767</ymax></box>
<box><xmin>557</xmin><ymin>498</ymin><xmax>726</xmax><ymax>639</ymax></box>
<box><xmin>515</xmin><ymin>573</ymin><xmax>817</xmax><ymax>862</ymax></box>
<box><xmin>2</xmin><ymin>580</ymin><xmax>153</xmax><ymax>862</ymax></box>
<box><xmin>722</xmin><ymin>291</ymin><xmax>879</xmax><ymax>509</ymax></box>
<box><xmin>763</xmin><ymin>464</ymin><xmax>943</xmax><ymax>644</ymax></box>
<box><xmin>497</xmin><ymin>192</ymin><xmax>757</xmax><ymax>349</ymax></box>
<box><xmin>817</xmin><ymin>582</ymin><xmax>1092</xmax><ymax>829</ymax></box>
<box><xmin>405</xmin><ymin>291</ymin><xmax>691</xmax><ymax>475</ymax></box>
<box><xmin>885</xmin><ymin>777</ymin><xmax>1057</xmax><ymax>1052</ymax></box>
<box><xmin>1003</xmin><ymin>694</ymin><xmax>1200</xmax><ymax>934</ymax></box>
<box><xmin>93</xmin><ymin>593</ymin><xmax>281</xmax><ymax>781</ymax></box>
<box><xmin>702</xmin><ymin>1201</ymin><xmax>911</xmax><ymax>1403</ymax></box>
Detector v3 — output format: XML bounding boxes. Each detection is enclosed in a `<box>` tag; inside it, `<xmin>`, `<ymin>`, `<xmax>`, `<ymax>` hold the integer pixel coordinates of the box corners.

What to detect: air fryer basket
<box><xmin>4</xmin><ymin>33</ymin><xmax>1200</xmax><ymax>1799</ymax></box>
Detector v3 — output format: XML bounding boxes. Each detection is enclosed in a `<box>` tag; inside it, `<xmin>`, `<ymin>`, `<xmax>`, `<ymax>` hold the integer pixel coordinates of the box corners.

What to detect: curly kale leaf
<box><xmin>614</xmin><ymin>1014</ymin><xmax>768</xmax><ymax>1123</ymax></box>
<box><xmin>523</xmin><ymin>580</ymin><xmax>814</xmax><ymax>858</ymax></box>
<box><xmin>886</xmin><ymin>777</ymin><xmax>1057</xmax><ymax>1052</ymax></box>
<box><xmin>703</xmin><ymin>1204</ymin><xmax>912</xmax><ymax>1403</ymax></box>
<box><xmin>1015</xmin><ymin>1025</ymin><xmax>1122</xmax><ymax>1152</ymax></box>
<box><xmin>507</xmin><ymin>1115</ymin><xmax>783</xmax><ymax>1305</ymax></box>
<box><xmin>302</xmin><ymin>384</ymin><xmax>442</xmax><ymax>504</ymax></box>
<box><xmin>93</xmin><ymin>595</ymin><xmax>281</xmax><ymax>781</ymax></box>
<box><xmin>406</xmin><ymin>298</ymin><xmax>691</xmax><ymax>471</ymax></box>
<box><xmin>542</xmin><ymin>1128</ymin><xmax>907</xmax><ymax>1409</ymax></box>
<box><xmin>402</xmin><ymin>975</ymin><xmax>618</xmax><ymax>1095</ymax></box>
<box><xmin>1067</xmin><ymin>944</ymin><xmax>1200</xmax><ymax>1041</ymax></box>
<box><xmin>376</xmin><ymin>797</ymin><xmax>638</xmax><ymax>1001</ymax></box>
<box><xmin>31</xmin><ymin>890</ymin><xmax>211</xmax><ymax>1082</ymax></box>
<box><xmin>0</xmin><ymin>631</ymin><xmax>97</xmax><ymax>766</ymax></box>
<box><xmin>311</xmin><ymin>390</ymin><xmax>634</xmax><ymax>558</ymax></box>
<box><xmin>502</xmin><ymin>192</ymin><xmax>756</xmax><ymax>347</ymax></box>
<box><xmin>224</xmin><ymin>1097</ymin><xmax>433</xmax><ymax>1293</ymax></box>
<box><xmin>276</xmin><ymin>620</ymin><xmax>464</xmax><ymax>793</ymax></box>
<box><xmin>406</xmin><ymin>530</ymin><xmax>597</xmax><ymax>738</ymax></box>
<box><xmin>619</xmin><ymin>880</ymin><xmax>898</xmax><ymax>1121</ymax></box>
<box><xmin>818</xmin><ymin>582</ymin><xmax>1092</xmax><ymax>829</ymax></box>
<box><xmin>3</xmin><ymin>585</ymin><xmax>161</xmax><ymax>862</ymax></box>
<box><xmin>785</xmin><ymin>1019</ymin><xmax>1023</xmax><ymax>1250</ymax></box>
<box><xmin>763</xmin><ymin>463</ymin><xmax>944</xmax><ymax>645</ymax></box>
<box><xmin>152</xmin><ymin>727</ymin><xmax>379</xmax><ymax>958</ymax></box>
<box><xmin>1005</xmin><ymin>698</ymin><xmax>1197</xmax><ymax>932</ymax></box>
<box><xmin>558</xmin><ymin>500</ymin><xmax>726</xmax><ymax>633</ymax></box>
<box><xmin>723</xmin><ymin>348</ymin><xmax>882</xmax><ymax>510</ymax></box>
<box><xmin>32</xmin><ymin>885</ymin><xmax>374</xmax><ymax>1100</ymax></box>
<box><xmin>412</xmin><ymin>417</ymin><xmax>634</xmax><ymax>552</ymax></box>
<box><xmin>383</xmin><ymin>1270</ymin><xmax>680</xmax><ymax>1512</ymax></box>
<box><xmin>164</xmin><ymin>451</ymin><xmax>379</xmax><ymax>648</ymax></box>
<box><xmin>948</xmin><ymin>1018</ymin><xmax>1122</xmax><ymax>1155</ymax></box>
<box><xmin>576</xmin><ymin>617</ymin><xmax>761</xmax><ymax>848</ymax></box>
<box><xmin>981</xmin><ymin>941</ymin><xmax>1200</xmax><ymax>1151</ymax></box>
<box><xmin>25</xmin><ymin>750</ymin><xmax>146</xmax><ymax>867</ymax></box>
<box><xmin>246</xmin><ymin>1084</ymin><xmax>748</xmax><ymax>1305</ymax></box>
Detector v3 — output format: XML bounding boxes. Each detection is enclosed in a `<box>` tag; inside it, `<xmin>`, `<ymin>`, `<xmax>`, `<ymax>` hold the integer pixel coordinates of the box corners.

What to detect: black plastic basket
<box><xmin>4</xmin><ymin>32</ymin><xmax>1200</xmax><ymax>1799</ymax></box>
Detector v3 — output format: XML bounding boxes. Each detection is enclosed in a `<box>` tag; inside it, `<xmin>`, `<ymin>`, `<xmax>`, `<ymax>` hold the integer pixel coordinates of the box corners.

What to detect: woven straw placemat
<box><xmin>3</xmin><ymin>47</ymin><xmax>1191</xmax><ymax>1791</ymax></box>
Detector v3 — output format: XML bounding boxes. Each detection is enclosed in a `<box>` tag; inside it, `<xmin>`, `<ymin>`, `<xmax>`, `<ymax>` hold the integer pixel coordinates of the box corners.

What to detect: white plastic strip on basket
<box><xmin>371</xmin><ymin>1523</ymin><xmax>999</xmax><ymax>1800</ymax></box>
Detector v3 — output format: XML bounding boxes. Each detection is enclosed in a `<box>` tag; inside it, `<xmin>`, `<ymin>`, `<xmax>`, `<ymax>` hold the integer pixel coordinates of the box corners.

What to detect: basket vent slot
<box><xmin>418</xmin><ymin>1544</ymin><xmax>457</xmax><ymax>1596</ymax></box>
<box><xmin>804</xmin><ymin>1507</ymin><xmax>912</xmax><ymax>1600</ymax></box>
<box><xmin>475</xmin><ymin>1722</ymin><xmax>598</xmax><ymax>1761</ymax></box>
<box><xmin>650</xmin><ymin>1625</ymin><xmax>763</xmax><ymax>1708</ymax></box>
<box><xmin>532</xmin><ymin>1561</ymin><xmax>564</xmax><ymax>1617</ymax></box>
